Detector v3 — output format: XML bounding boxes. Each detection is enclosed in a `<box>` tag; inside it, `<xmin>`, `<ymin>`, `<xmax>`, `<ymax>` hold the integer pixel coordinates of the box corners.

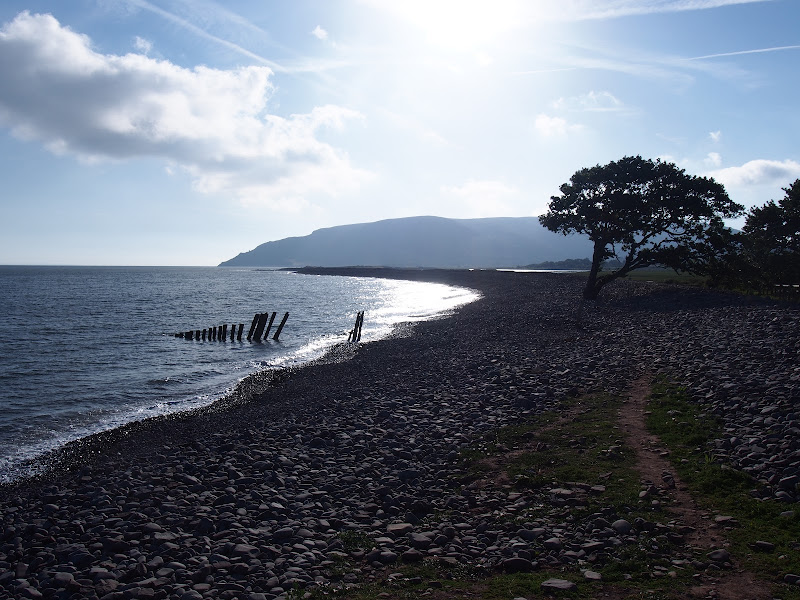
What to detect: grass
<box><xmin>622</xmin><ymin>268</ymin><xmax>708</xmax><ymax>286</ymax></box>
<box><xmin>500</xmin><ymin>395</ymin><xmax>639</xmax><ymax>499</ymax></box>
<box><xmin>646</xmin><ymin>378</ymin><xmax>800</xmax><ymax>599</ymax></box>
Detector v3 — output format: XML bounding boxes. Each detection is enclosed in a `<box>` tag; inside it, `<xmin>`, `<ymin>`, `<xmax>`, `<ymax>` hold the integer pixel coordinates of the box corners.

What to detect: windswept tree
<box><xmin>540</xmin><ymin>156</ymin><xmax>744</xmax><ymax>300</ymax></box>
<box><xmin>740</xmin><ymin>178</ymin><xmax>800</xmax><ymax>288</ymax></box>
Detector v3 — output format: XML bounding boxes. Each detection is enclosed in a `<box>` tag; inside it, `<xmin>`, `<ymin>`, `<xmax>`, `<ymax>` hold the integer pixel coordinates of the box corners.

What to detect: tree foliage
<box><xmin>540</xmin><ymin>156</ymin><xmax>744</xmax><ymax>299</ymax></box>
<box><xmin>738</xmin><ymin>179</ymin><xmax>800</xmax><ymax>289</ymax></box>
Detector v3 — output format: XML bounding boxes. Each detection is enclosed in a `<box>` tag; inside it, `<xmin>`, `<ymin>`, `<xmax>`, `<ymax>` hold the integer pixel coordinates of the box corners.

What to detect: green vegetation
<box><xmin>337</xmin><ymin>530</ymin><xmax>374</xmax><ymax>553</ymax></box>
<box><xmin>488</xmin><ymin>395</ymin><xmax>642</xmax><ymax>511</ymax></box>
<box><xmin>622</xmin><ymin>268</ymin><xmax>707</xmax><ymax>286</ymax></box>
<box><xmin>646</xmin><ymin>378</ymin><xmax>800</xmax><ymax>599</ymax></box>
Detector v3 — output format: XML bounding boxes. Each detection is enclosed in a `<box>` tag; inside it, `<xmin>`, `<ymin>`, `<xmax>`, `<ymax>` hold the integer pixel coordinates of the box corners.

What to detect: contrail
<box><xmin>688</xmin><ymin>45</ymin><xmax>800</xmax><ymax>60</ymax></box>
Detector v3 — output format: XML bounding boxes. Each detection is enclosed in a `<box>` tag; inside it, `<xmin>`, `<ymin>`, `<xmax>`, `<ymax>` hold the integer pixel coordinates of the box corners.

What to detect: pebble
<box><xmin>0</xmin><ymin>271</ymin><xmax>796</xmax><ymax>599</ymax></box>
<box><xmin>541</xmin><ymin>578</ymin><xmax>578</xmax><ymax>591</ymax></box>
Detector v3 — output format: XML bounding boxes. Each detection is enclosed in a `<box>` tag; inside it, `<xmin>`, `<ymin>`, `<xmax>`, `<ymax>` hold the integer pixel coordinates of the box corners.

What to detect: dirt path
<box><xmin>620</xmin><ymin>377</ymin><xmax>769</xmax><ymax>600</ymax></box>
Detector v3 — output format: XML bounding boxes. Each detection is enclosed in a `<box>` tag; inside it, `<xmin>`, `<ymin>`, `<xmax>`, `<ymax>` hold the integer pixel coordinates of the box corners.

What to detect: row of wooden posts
<box><xmin>175</xmin><ymin>311</ymin><xmax>289</xmax><ymax>342</ymax></box>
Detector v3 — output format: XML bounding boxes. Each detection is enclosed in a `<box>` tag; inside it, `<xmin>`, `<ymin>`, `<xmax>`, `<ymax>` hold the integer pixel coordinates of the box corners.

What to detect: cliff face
<box><xmin>219</xmin><ymin>216</ymin><xmax>593</xmax><ymax>268</ymax></box>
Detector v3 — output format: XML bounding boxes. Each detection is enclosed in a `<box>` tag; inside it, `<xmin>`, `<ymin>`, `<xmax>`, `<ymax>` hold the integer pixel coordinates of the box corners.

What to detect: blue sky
<box><xmin>1</xmin><ymin>0</ymin><xmax>798</xmax><ymax>265</ymax></box>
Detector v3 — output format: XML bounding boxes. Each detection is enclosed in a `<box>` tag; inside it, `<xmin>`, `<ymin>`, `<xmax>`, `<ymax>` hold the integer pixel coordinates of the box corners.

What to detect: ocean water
<box><xmin>0</xmin><ymin>266</ymin><xmax>479</xmax><ymax>483</ymax></box>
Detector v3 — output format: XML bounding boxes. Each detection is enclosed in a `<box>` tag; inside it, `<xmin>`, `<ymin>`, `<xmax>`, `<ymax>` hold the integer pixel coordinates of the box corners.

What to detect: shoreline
<box><xmin>1</xmin><ymin>268</ymin><xmax>797</xmax><ymax>599</ymax></box>
<box><xmin>0</xmin><ymin>268</ymin><xmax>478</xmax><ymax>491</ymax></box>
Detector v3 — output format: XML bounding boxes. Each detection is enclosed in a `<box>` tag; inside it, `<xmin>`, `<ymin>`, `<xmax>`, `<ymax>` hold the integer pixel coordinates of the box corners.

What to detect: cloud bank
<box><xmin>0</xmin><ymin>11</ymin><xmax>370</xmax><ymax>207</ymax></box>
<box><xmin>711</xmin><ymin>159</ymin><xmax>800</xmax><ymax>187</ymax></box>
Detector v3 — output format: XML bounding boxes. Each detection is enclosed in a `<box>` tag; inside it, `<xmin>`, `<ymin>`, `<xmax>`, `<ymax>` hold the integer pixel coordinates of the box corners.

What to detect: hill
<box><xmin>219</xmin><ymin>216</ymin><xmax>593</xmax><ymax>268</ymax></box>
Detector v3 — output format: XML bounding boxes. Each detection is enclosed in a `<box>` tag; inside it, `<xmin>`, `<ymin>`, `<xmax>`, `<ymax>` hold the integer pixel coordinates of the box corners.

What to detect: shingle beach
<box><xmin>1</xmin><ymin>268</ymin><xmax>798</xmax><ymax>599</ymax></box>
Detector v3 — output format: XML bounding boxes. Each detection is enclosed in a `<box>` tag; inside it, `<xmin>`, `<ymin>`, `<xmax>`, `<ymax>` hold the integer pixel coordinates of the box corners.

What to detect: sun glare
<box><xmin>372</xmin><ymin>0</ymin><xmax>525</xmax><ymax>52</ymax></box>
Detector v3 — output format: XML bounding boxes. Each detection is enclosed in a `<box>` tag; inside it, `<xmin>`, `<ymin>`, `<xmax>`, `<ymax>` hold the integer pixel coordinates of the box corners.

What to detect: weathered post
<box><xmin>230</xmin><ymin>325</ymin><xmax>235</xmax><ymax>342</ymax></box>
<box><xmin>264</xmin><ymin>312</ymin><xmax>277</xmax><ymax>338</ymax></box>
<box><xmin>237</xmin><ymin>323</ymin><xmax>244</xmax><ymax>341</ymax></box>
<box><xmin>222</xmin><ymin>324</ymin><xmax>228</xmax><ymax>341</ymax></box>
<box><xmin>253</xmin><ymin>313</ymin><xmax>268</xmax><ymax>341</ymax></box>
<box><xmin>247</xmin><ymin>314</ymin><xmax>259</xmax><ymax>341</ymax></box>
<box><xmin>185</xmin><ymin>331</ymin><xmax>193</xmax><ymax>340</ymax></box>
<box><xmin>348</xmin><ymin>312</ymin><xmax>363</xmax><ymax>342</ymax></box>
<box><xmin>273</xmin><ymin>312</ymin><xmax>289</xmax><ymax>341</ymax></box>
<box><xmin>195</xmin><ymin>330</ymin><xmax>201</xmax><ymax>340</ymax></box>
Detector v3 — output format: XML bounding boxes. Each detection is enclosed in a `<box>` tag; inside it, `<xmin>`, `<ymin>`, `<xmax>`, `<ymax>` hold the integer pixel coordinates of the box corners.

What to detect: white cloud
<box><xmin>0</xmin><ymin>11</ymin><xmax>371</xmax><ymax>208</ymax></box>
<box><xmin>705</xmin><ymin>152</ymin><xmax>722</xmax><ymax>167</ymax></box>
<box><xmin>552</xmin><ymin>90</ymin><xmax>625</xmax><ymax>112</ymax></box>
<box><xmin>534</xmin><ymin>114</ymin><xmax>584</xmax><ymax>137</ymax></box>
<box><xmin>710</xmin><ymin>159</ymin><xmax>800</xmax><ymax>187</ymax></box>
<box><xmin>440</xmin><ymin>180</ymin><xmax>518</xmax><ymax>217</ymax></box>
<box><xmin>133</xmin><ymin>36</ymin><xmax>152</xmax><ymax>54</ymax></box>
<box><xmin>311</xmin><ymin>25</ymin><xmax>328</xmax><ymax>40</ymax></box>
<box><xmin>709</xmin><ymin>130</ymin><xmax>722</xmax><ymax>142</ymax></box>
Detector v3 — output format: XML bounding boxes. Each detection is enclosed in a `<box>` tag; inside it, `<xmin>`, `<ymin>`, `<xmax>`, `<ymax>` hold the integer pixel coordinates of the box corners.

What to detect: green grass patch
<box><xmin>484</xmin><ymin>395</ymin><xmax>643</xmax><ymax>512</ymax></box>
<box><xmin>337</xmin><ymin>530</ymin><xmax>375</xmax><ymax>553</ymax></box>
<box><xmin>646</xmin><ymin>378</ymin><xmax>800</xmax><ymax>599</ymax></box>
<box><xmin>622</xmin><ymin>268</ymin><xmax>708</xmax><ymax>286</ymax></box>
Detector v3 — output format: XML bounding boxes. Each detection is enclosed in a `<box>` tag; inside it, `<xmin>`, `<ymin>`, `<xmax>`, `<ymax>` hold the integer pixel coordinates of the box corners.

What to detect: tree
<box><xmin>540</xmin><ymin>156</ymin><xmax>744</xmax><ymax>300</ymax></box>
<box><xmin>740</xmin><ymin>179</ymin><xmax>800</xmax><ymax>288</ymax></box>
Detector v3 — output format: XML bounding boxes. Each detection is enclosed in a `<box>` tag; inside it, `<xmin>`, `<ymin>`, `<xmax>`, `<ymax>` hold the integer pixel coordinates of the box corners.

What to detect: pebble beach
<box><xmin>1</xmin><ymin>268</ymin><xmax>798</xmax><ymax>599</ymax></box>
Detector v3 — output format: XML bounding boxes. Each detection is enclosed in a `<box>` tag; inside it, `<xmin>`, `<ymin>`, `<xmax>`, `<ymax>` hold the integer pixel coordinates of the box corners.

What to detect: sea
<box><xmin>0</xmin><ymin>266</ymin><xmax>479</xmax><ymax>483</ymax></box>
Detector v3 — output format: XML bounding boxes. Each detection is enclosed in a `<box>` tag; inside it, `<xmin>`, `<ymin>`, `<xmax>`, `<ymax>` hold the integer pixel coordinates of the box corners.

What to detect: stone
<box><xmin>782</xmin><ymin>573</ymin><xmax>799</xmax><ymax>585</ymax></box>
<box><xmin>541</xmin><ymin>578</ymin><xmax>577</xmax><ymax>591</ymax></box>
<box><xmin>543</xmin><ymin>537</ymin><xmax>563</xmax><ymax>551</ymax></box>
<box><xmin>517</xmin><ymin>528</ymin><xmax>544</xmax><ymax>541</ymax></box>
<box><xmin>401</xmin><ymin>549</ymin><xmax>424</xmax><ymax>563</ymax></box>
<box><xmin>752</xmin><ymin>541</ymin><xmax>775</xmax><ymax>552</ymax></box>
<box><xmin>386</xmin><ymin>523</ymin><xmax>413</xmax><ymax>537</ymax></box>
<box><xmin>502</xmin><ymin>557</ymin><xmax>536</xmax><ymax>573</ymax></box>
<box><xmin>408</xmin><ymin>533</ymin><xmax>432</xmax><ymax>550</ymax></box>
<box><xmin>707</xmin><ymin>549</ymin><xmax>731</xmax><ymax>562</ymax></box>
<box><xmin>611</xmin><ymin>519</ymin><xmax>632</xmax><ymax>534</ymax></box>
<box><xmin>273</xmin><ymin>527</ymin><xmax>294</xmax><ymax>541</ymax></box>
<box><xmin>584</xmin><ymin>570</ymin><xmax>602</xmax><ymax>581</ymax></box>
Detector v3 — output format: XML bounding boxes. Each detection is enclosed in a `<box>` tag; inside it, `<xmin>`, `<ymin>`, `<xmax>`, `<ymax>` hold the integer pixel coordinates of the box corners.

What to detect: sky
<box><xmin>0</xmin><ymin>0</ymin><xmax>798</xmax><ymax>266</ymax></box>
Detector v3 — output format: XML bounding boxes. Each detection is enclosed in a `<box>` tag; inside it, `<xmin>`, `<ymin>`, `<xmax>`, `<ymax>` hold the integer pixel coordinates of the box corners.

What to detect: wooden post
<box><xmin>264</xmin><ymin>311</ymin><xmax>277</xmax><ymax>338</ymax></box>
<box><xmin>195</xmin><ymin>330</ymin><xmax>201</xmax><ymax>340</ymax></box>
<box><xmin>237</xmin><ymin>323</ymin><xmax>244</xmax><ymax>341</ymax></box>
<box><xmin>247</xmin><ymin>314</ymin><xmax>259</xmax><ymax>341</ymax></box>
<box><xmin>230</xmin><ymin>325</ymin><xmax>235</xmax><ymax>342</ymax></box>
<box><xmin>185</xmin><ymin>331</ymin><xmax>193</xmax><ymax>340</ymax></box>
<box><xmin>273</xmin><ymin>312</ymin><xmax>289</xmax><ymax>341</ymax></box>
<box><xmin>176</xmin><ymin>332</ymin><xmax>184</xmax><ymax>338</ymax></box>
<box><xmin>349</xmin><ymin>311</ymin><xmax>363</xmax><ymax>342</ymax></box>
<box><xmin>202</xmin><ymin>329</ymin><xmax>207</xmax><ymax>341</ymax></box>
<box><xmin>222</xmin><ymin>324</ymin><xmax>228</xmax><ymax>341</ymax></box>
<box><xmin>253</xmin><ymin>313</ymin><xmax>268</xmax><ymax>341</ymax></box>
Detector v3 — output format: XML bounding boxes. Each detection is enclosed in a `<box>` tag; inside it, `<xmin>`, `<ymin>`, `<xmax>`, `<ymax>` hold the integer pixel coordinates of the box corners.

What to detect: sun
<box><xmin>366</xmin><ymin>0</ymin><xmax>526</xmax><ymax>53</ymax></box>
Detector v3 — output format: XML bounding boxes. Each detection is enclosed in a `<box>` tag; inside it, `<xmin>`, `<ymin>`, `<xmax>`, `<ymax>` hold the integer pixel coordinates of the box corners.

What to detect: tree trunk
<box><xmin>583</xmin><ymin>241</ymin><xmax>606</xmax><ymax>300</ymax></box>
